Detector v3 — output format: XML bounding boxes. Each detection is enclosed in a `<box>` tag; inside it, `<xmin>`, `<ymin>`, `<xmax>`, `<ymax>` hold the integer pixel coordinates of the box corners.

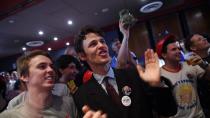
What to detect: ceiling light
<box><xmin>67</xmin><ymin>20</ymin><xmax>73</xmax><ymax>25</ymax></box>
<box><xmin>102</xmin><ymin>8</ymin><xmax>109</xmax><ymax>13</ymax></box>
<box><xmin>9</xmin><ymin>20</ymin><xmax>14</xmax><ymax>23</ymax></box>
<box><xmin>38</xmin><ymin>30</ymin><xmax>44</xmax><ymax>35</ymax></box>
<box><xmin>22</xmin><ymin>47</ymin><xmax>26</xmax><ymax>51</ymax></box>
<box><xmin>66</xmin><ymin>42</ymin><xmax>70</xmax><ymax>46</ymax></box>
<box><xmin>53</xmin><ymin>37</ymin><xmax>58</xmax><ymax>41</ymax></box>
<box><xmin>48</xmin><ymin>47</ymin><xmax>52</xmax><ymax>51</ymax></box>
<box><xmin>195</xmin><ymin>12</ymin><xmax>202</xmax><ymax>18</ymax></box>
<box><xmin>26</xmin><ymin>41</ymin><xmax>44</xmax><ymax>47</ymax></box>
<box><xmin>140</xmin><ymin>1</ymin><xmax>163</xmax><ymax>13</ymax></box>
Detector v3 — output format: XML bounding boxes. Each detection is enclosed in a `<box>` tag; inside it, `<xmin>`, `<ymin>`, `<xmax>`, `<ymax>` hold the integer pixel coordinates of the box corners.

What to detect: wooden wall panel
<box><xmin>185</xmin><ymin>5</ymin><xmax>210</xmax><ymax>34</ymax></box>
<box><xmin>129</xmin><ymin>23</ymin><xmax>150</xmax><ymax>57</ymax></box>
<box><xmin>151</xmin><ymin>13</ymin><xmax>183</xmax><ymax>42</ymax></box>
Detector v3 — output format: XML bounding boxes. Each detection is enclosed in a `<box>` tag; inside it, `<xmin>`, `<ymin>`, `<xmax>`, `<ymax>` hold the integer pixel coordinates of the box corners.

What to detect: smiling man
<box><xmin>184</xmin><ymin>34</ymin><xmax>210</xmax><ymax>117</ymax></box>
<box><xmin>73</xmin><ymin>26</ymin><xmax>177</xmax><ymax>118</ymax></box>
<box><xmin>0</xmin><ymin>50</ymin><xmax>77</xmax><ymax>118</ymax></box>
<box><xmin>156</xmin><ymin>34</ymin><xmax>210</xmax><ymax>118</ymax></box>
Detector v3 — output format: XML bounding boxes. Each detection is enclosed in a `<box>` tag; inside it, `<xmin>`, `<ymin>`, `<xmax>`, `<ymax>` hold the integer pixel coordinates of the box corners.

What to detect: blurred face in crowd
<box><xmin>60</xmin><ymin>62</ymin><xmax>78</xmax><ymax>80</ymax></box>
<box><xmin>65</xmin><ymin>47</ymin><xmax>77</xmax><ymax>57</ymax></box>
<box><xmin>112</xmin><ymin>39</ymin><xmax>121</xmax><ymax>54</ymax></box>
<box><xmin>162</xmin><ymin>42</ymin><xmax>182</xmax><ymax>62</ymax></box>
<box><xmin>79</xmin><ymin>33</ymin><xmax>111</xmax><ymax>67</ymax></box>
<box><xmin>20</xmin><ymin>55</ymin><xmax>56</xmax><ymax>90</ymax></box>
<box><xmin>1</xmin><ymin>72</ymin><xmax>11</xmax><ymax>81</ymax></box>
<box><xmin>11</xmin><ymin>71</ymin><xmax>18</xmax><ymax>80</ymax></box>
<box><xmin>190</xmin><ymin>34</ymin><xmax>210</xmax><ymax>51</ymax></box>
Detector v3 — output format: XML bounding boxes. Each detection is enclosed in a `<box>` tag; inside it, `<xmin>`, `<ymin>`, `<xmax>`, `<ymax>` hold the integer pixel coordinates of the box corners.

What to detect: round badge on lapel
<box><xmin>121</xmin><ymin>96</ymin><xmax>131</xmax><ymax>106</ymax></box>
<box><xmin>122</xmin><ymin>86</ymin><xmax>132</xmax><ymax>96</ymax></box>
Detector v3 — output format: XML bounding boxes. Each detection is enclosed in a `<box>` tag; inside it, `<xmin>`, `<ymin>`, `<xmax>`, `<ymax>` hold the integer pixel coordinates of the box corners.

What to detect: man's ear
<box><xmin>20</xmin><ymin>75</ymin><xmax>28</xmax><ymax>83</ymax></box>
<box><xmin>78</xmin><ymin>52</ymin><xmax>87</xmax><ymax>61</ymax></box>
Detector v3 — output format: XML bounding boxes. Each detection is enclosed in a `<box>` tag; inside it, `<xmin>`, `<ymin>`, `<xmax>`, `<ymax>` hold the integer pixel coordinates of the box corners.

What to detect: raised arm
<box><xmin>116</xmin><ymin>21</ymin><xmax>137</xmax><ymax>69</ymax></box>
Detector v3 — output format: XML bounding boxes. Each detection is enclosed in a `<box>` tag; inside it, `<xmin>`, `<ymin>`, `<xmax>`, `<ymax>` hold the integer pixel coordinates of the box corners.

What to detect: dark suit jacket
<box><xmin>74</xmin><ymin>68</ymin><xmax>177</xmax><ymax>118</ymax></box>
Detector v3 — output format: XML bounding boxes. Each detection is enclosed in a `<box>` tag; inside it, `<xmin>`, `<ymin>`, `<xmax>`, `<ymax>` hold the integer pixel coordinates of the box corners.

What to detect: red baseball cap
<box><xmin>156</xmin><ymin>34</ymin><xmax>175</xmax><ymax>58</ymax></box>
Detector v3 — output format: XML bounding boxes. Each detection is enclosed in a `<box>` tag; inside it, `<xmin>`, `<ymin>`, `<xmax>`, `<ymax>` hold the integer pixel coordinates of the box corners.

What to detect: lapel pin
<box><xmin>121</xmin><ymin>96</ymin><xmax>131</xmax><ymax>106</ymax></box>
<box><xmin>122</xmin><ymin>85</ymin><xmax>132</xmax><ymax>96</ymax></box>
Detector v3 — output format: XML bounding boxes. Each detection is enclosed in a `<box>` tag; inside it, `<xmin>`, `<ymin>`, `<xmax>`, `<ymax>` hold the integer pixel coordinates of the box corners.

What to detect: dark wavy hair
<box><xmin>74</xmin><ymin>25</ymin><xmax>104</xmax><ymax>53</ymax></box>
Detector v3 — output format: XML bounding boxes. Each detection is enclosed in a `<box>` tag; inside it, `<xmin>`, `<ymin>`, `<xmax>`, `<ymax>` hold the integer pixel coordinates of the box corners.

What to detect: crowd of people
<box><xmin>0</xmin><ymin>21</ymin><xmax>210</xmax><ymax>118</ymax></box>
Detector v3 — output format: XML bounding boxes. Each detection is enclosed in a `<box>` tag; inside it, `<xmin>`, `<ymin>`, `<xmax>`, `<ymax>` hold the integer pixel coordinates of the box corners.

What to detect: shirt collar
<box><xmin>93</xmin><ymin>67</ymin><xmax>115</xmax><ymax>84</ymax></box>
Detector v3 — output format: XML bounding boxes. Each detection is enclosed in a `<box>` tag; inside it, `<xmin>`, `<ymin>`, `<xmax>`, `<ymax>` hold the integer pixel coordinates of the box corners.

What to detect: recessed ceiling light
<box><xmin>48</xmin><ymin>47</ymin><xmax>52</xmax><ymax>51</ymax></box>
<box><xmin>140</xmin><ymin>1</ymin><xmax>163</xmax><ymax>13</ymax></box>
<box><xmin>26</xmin><ymin>41</ymin><xmax>44</xmax><ymax>47</ymax></box>
<box><xmin>53</xmin><ymin>37</ymin><xmax>58</xmax><ymax>41</ymax></box>
<box><xmin>195</xmin><ymin>12</ymin><xmax>202</xmax><ymax>18</ymax></box>
<box><xmin>67</xmin><ymin>20</ymin><xmax>73</xmax><ymax>25</ymax></box>
<box><xmin>9</xmin><ymin>20</ymin><xmax>14</xmax><ymax>23</ymax></box>
<box><xmin>38</xmin><ymin>30</ymin><xmax>44</xmax><ymax>36</ymax></box>
<box><xmin>66</xmin><ymin>42</ymin><xmax>70</xmax><ymax>46</ymax></box>
<box><xmin>22</xmin><ymin>47</ymin><xmax>26</xmax><ymax>51</ymax></box>
<box><xmin>102</xmin><ymin>8</ymin><xmax>109</xmax><ymax>13</ymax></box>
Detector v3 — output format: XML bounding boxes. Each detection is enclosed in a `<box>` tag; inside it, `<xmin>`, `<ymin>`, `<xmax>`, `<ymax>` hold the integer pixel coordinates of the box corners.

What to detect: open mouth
<box><xmin>45</xmin><ymin>76</ymin><xmax>55</xmax><ymax>81</ymax></box>
<box><xmin>99</xmin><ymin>50</ymin><xmax>108</xmax><ymax>56</ymax></box>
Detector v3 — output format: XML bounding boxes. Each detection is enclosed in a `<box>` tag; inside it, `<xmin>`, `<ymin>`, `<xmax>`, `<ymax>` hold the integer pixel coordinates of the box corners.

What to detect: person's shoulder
<box><xmin>54</xmin><ymin>83</ymin><xmax>69</xmax><ymax>90</ymax></box>
<box><xmin>7</xmin><ymin>91</ymin><xmax>26</xmax><ymax>110</ymax></box>
<box><xmin>52</xmin><ymin>94</ymin><xmax>74</xmax><ymax>104</ymax></box>
<box><xmin>0</xmin><ymin>105</ymin><xmax>23</xmax><ymax>118</ymax></box>
<box><xmin>62</xmin><ymin>95</ymin><xmax>74</xmax><ymax>103</ymax></box>
<box><xmin>0</xmin><ymin>110</ymin><xmax>15</xmax><ymax>118</ymax></box>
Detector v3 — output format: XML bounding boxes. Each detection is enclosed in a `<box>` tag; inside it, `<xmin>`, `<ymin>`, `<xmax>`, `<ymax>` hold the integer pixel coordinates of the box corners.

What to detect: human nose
<box><xmin>97</xmin><ymin>41</ymin><xmax>107</xmax><ymax>49</ymax></box>
<box><xmin>47</xmin><ymin>65</ymin><xmax>55</xmax><ymax>75</ymax></box>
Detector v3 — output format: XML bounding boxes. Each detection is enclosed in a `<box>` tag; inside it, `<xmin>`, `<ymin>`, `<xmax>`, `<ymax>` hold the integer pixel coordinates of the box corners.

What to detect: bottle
<box><xmin>119</xmin><ymin>9</ymin><xmax>137</xmax><ymax>29</ymax></box>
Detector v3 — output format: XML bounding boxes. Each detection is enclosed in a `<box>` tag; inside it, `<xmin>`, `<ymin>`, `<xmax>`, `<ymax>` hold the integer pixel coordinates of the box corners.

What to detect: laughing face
<box><xmin>21</xmin><ymin>55</ymin><xmax>56</xmax><ymax>90</ymax></box>
<box><xmin>79</xmin><ymin>33</ymin><xmax>111</xmax><ymax>67</ymax></box>
<box><xmin>191</xmin><ymin>34</ymin><xmax>210</xmax><ymax>51</ymax></box>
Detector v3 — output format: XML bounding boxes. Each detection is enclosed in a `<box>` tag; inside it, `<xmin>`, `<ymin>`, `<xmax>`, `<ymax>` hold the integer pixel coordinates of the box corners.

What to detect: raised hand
<box><xmin>185</xmin><ymin>52</ymin><xmax>203</xmax><ymax>66</ymax></box>
<box><xmin>119</xmin><ymin>21</ymin><xmax>129</xmax><ymax>39</ymax></box>
<box><xmin>136</xmin><ymin>49</ymin><xmax>161</xmax><ymax>87</ymax></box>
<box><xmin>82</xmin><ymin>105</ymin><xmax>107</xmax><ymax>118</ymax></box>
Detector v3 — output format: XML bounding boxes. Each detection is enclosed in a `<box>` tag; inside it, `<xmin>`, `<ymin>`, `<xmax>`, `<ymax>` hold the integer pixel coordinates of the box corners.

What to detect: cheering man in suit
<box><xmin>74</xmin><ymin>23</ymin><xmax>177</xmax><ymax>118</ymax></box>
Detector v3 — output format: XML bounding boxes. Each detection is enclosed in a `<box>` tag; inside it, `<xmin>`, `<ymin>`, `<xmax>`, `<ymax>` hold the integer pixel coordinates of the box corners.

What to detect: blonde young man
<box><xmin>0</xmin><ymin>50</ymin><xmax>106</xmax><ymax>118</ymax></box>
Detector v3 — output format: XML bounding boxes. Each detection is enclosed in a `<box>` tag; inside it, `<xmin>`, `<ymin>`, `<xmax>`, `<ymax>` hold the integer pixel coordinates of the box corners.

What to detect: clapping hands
<box><xmin>83</xmin><ymin>105</ymin><xmax>107</xmax><ymax>118</ymax></box>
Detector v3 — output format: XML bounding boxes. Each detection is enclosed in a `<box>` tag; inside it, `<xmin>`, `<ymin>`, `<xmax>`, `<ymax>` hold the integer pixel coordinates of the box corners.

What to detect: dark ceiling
<box><xmin>0</xmin><ymin>0</ymin><xmax>206</xmax><ymax>58</ymax></box>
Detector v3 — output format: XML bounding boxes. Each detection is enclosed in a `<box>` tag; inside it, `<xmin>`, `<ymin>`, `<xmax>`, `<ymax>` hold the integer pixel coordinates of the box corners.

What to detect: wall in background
<box><xmin>1</xmin><ymin>3</ymin><xmax>210</xmax><ymax>72</ymax></box>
